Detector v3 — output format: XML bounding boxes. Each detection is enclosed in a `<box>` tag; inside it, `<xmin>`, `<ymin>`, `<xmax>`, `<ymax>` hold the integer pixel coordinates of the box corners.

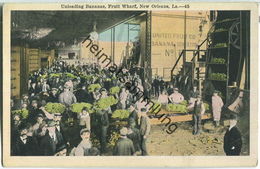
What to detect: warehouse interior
<box><xmin>10</xmin><ymin>10</ymin><xmax>250</xmax><ymax>156</ymax></box>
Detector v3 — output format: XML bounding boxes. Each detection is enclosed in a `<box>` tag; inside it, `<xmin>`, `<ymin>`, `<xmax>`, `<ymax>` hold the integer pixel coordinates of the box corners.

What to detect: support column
<box><xmin>183</xmin><ymin>11</ymin><xmax>187</xmax><ymax>74</ymax></box>
<box><xmin>145</xmin><ymin>11</ymin><xmax>152</xmax><ymax>83</ymax></box>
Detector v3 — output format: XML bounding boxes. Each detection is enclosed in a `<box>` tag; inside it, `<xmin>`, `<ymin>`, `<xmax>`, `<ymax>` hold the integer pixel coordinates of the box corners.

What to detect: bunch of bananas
<box><xmin>88</xmin><ymin>83</ymin><xmax>102</xmax><ymax>92</ymax></box>
<box><xmin>166</xmin><ymin>104</ymin><xmax>188</xmax><ymax>113</ymax></box>
<box><xmin>108</xmin><ymin>131</ymin><xmax>121</xmax><ymax>147</ymax></box>
<box><xmin>71</xmin><ymin>102</ymin><xmax>93</xmax><ymax>113</ymax></box>
<box><xmin>95</xmin><ymin>96</ymin><xmax>118</xmax><ymax>110</ymax></box>
<box><xmin>12</xmin><ymin>108</ymin><xmax>29</xmax><ymax>119</ymax></box>
<box><xmin>45</xmin><ymin>103</ymin><xmax>66</xmax><ymax>114</ymax></box>
<box><xmin>109</xmin><ymin>86</ymin><xmax>120</xmax><ymax>95</ymax></box>
<box><xmin>112</xmin><ymin>109</ymin><xmax>130</xmax><ymax>119</ymax></box>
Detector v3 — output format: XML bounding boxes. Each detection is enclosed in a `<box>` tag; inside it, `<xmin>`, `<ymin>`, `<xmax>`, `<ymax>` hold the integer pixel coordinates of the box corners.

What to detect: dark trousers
<box><xmin>155</xmin><ymin>88</ymin><xmax>160</xmax><ymax>98</ymax></box>
<box><xmin>100</xmin><ymin>126</ymin><xmax>108</xmax><ymax>154</ymax></box>
<box><xmin>193</xmin><ymin>114</ymin><xmax>201</xmax><ymax>135</ymax></box>
<box><xmin>225</xmin><ymin>151</ymin><xmax>241</xmax><ymax>156</ymax></box>
<box><xmin>141</xmin><ymin>136</ymin><xmax>148</xmax><ymax>156</ymax></box>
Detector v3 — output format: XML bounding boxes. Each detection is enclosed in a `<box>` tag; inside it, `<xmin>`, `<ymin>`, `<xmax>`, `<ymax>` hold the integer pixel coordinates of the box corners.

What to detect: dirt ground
<box><xmin>147</xmin><ymin>121</ymin><xmax>249</xmax><ymax>156</ymax></box>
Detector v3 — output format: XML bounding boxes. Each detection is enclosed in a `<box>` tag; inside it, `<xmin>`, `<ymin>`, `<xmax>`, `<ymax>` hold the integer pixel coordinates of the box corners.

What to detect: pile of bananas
<box><xmin>212</xmin><ymin>58</ymin><xmax>226</xmax><ymax>64</ymax></box>
<box><xmin>166</xmin><ymin>104</ymin><xmax>188</xmax><ymax>113</ymax></box>
<box><xmin>213</xmin><ymin>43</ymin><xmax>228</xmax><ymax>48</ymax></box>
<box><xmin>209</xmin><ymin>73</ymin><xmax>227</xmax><ymax>81</ymax></box>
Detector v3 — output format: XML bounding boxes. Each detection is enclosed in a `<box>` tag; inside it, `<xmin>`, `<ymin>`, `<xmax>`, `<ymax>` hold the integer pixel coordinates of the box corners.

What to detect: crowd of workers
<box><xmin>11</xmin><ymin>60</ymin><xmax>242</xmax><ymax>156</ymax></box>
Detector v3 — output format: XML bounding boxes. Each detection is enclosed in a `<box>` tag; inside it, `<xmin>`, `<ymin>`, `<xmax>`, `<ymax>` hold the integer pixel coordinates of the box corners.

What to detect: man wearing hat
<box><xmin>188</xmin><ymin>86</ymin><xmax>200</xmax><ymax>103</ymax></box>
<box><xmin>39</xmin><ymin>120</ymin><xmax>65</xmax><ymax>156</ymax></box>
<box><xmin>92</xmin><ymin>88</ymin><xmax>101</xmax><ymax>102</ymax></box>
<box><xmin>97</xmin><ymin>109</ymin><xmax>109</xmax><ymax>154</ymax></box>
<box><xmin>212</xmin><ymin>90</ymin><xmax>224</xmax><ymax>127</ymax></box>
<box><xmin>100</xmin><ymin>88</ymin><xmax>108</xmax><ymax>99</ymax></box>
<box><xmin>11</xmin><ymin>112</ymin><xmax>22</xmax><ymax>149</ymax></box>
<box><xmin>27</xmin><ymin>100</ymin><xmax>44</xmax><ymax>124</ymax></box>
<box><xmin>78</xmin><ymin>107</ymin><xmax>91</xmax><ymax>131</ymax></box>
<box><xmin>192</xmin><ymin>95</ymin><xmax>205</xmax><ymax>135</ymax></box>
<box><xmin>32</xmin><ymin>114</ymin><xmax>45</xmax><ymax>137</ymax></box>
<box><xmin>74</xmin><ymin>128</ymin><xmax>93</xmax><ymax>156</ymax></box>
<box><xmin>168</xmin><ymin>88</ymin><xmax>184</xmax><ymax>104</ymax></box>
<box><xmin>55</xmin><ymin>144</ymin><xmax>67</xmax><ymax>156</ymax></box>
<box><xmin>42</xmin><ymin>79</ymin><xmax>50</xmax><ymax>93</ymax></box>
<box><xmin>20</xmin><ymin>94</ymin><xmax>30</xmax><ymax>107</ymax></box>
<box><xmin>28</xmin><ymin>82</ymin><xmax>37</xmax><ymax>97</ymax></box>
<box><xmin>64</xmin><ymin>79</ymin><xmax>74</xmax><ymax>92</ymax></box>
<box><xmin>53</xmin><ymin>113</ymin><xmax>63</xmax><ymax>132</ymax></box>
<box><xmin>11</xmin><ymin>123</ymin><xmax>37</xmax><ymax>156</ymax></box>
<box><xmin>139</xmin><ymin>108</ymin><xmax>150</xmax><ymax>156</ymax></box>
<box><xmin>113</xmin><ymin>127</ymin><xmax>135</xmax><ymax>156</ymax></box>
<box><xmin>159</xmin><ymin>77</ymin><xmax>165</xmax><ymax>95</ymax></box>
<box><xmin>74</xmin><ymin>128</ymin><xmax>100</xmax><ymax>156</ymax></box>
<box><xmin>128</xmin><ymin>104</ymin><xmax>139</xmax><ymax>128</ymax></box>
<box><xmin>47</xmin><ymin>88</ymin><xmax>59</xmax><ymax>103</ymax></box>
<box><xmin>51</xmin><ymin>77</ymin><xmax>61</xmax><ymax>89</ymax></box>
<box><xmin>223</xmin><ymin>114</ymin><xmax>242</xmax><ymax>156</ymax></box>
<box><xmin>152</xmin><ymin>76</ymin><xmax>160</xmax><ymax>97</ymax></box>
<box><xmin>127</xmin><ymin>119</ymin><xmax>141</xmax><ymax>154</ymax></box>
<box><xmin>53</xmin><ymin>112</ymin><xmax>68</xmax><ymax>147</ymax></box>
<box><xmin>75</xmin><ymin>84</ymin><xmax>90</xmax><ymax>103</ymax></box>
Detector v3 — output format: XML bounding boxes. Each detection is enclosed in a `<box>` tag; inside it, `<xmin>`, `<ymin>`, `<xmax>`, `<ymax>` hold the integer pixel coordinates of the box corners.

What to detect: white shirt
<box><xmin>56</xmin><ymin>126</ymin><xmax>61</xmax><ymax>132</ymax></box>
<box><xmin>74</xmin><ymin>140</ymin><xmax>92</xmax><ymax>156</ymax></box>
<box><xmin>49</xmin><ymin>132</ymin><xmax>56</xmax><ymax>141</ymax></box>
<box><xmin>20</xmin><ymin>136</ymin><xmax>27</xmax><ymax>144</ymax></box>
<box><xmin>229</xmin><ymin>124</ymin><xmax>236</xmax><ymax>131</ymax></box>
<box><xmin>120</xmin><ymin>91</ymin><xmax>128</xmax><ymax>102</ymax></box>
<box><xmin>212</xmin><ymin>95</ymin><xmax>224</xmax><ymax>112</ymax></box>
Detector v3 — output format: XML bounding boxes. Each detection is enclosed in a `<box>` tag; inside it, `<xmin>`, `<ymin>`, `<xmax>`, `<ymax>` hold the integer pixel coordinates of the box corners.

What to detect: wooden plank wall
<box><xmin>11</xmin><ymin>47</ymin><xmax>21</xmax><ymax>98</ymax></box>
<box><xmin>11</xmin><ymin>46</ymin><xmax>55</xmax><ymax>99</ymax></box>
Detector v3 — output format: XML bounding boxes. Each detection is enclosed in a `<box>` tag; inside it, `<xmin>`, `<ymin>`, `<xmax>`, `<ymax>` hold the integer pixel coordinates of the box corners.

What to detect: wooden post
<box><xmin>183</xmin><ymin>11</ymin><xmax>187</xmax><ymax>74</ymax></box>
<box><xmin>199</xmin><ymin>78</ymin><xmax>202</xmax><ymax>96</ymax></box>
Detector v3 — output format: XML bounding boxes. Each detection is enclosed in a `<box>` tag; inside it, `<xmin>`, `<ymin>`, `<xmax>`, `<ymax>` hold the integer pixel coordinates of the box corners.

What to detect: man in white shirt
<box><xmin>42</xmin><ymin>80</ymin><xmax>50</xmax><ymax>93</ymax></box>
<box><xmin>212</xmin><ymin>90</ymin><xmax>224</xmax><ymax>127</ymax></box>
<box><xmin>54</xmin><ymin>113</ymin><xmax>62</xmax><ymax>132</ymax></box>
<box><xmin>59</xmin><ymin>87</ymin><xmax>77</xmax><ymax>106</ymax></box>
<box><xmin>74</xmin><ymin>129</ymin><xmax>93</xmax><ymax>156</ymax></box>
<box><xmin>64</xmin><ymin>79</ymin><xmax>74</xmax><ymax>92</ymax></box>
<box><xmin>119</xmin><ymin>87</ymin><xmax>128</xmax><ymax>109</ymax></box>
<box><xmin>158</xmin><ymin>90</ymin><xmax>169</xmax><ymax>105</ymax></box>
<box><xmin>47</xmin><ymin>121</ymin><xmax>57</xmax><ymax>143</ymax></box>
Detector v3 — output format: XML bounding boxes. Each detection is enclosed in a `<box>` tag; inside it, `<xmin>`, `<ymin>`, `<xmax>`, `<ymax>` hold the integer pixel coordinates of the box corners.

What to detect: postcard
<box><xmin>2</xmin><ymin>1</ymin><xmax>258</xmax><ymax>167</ymax></box>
